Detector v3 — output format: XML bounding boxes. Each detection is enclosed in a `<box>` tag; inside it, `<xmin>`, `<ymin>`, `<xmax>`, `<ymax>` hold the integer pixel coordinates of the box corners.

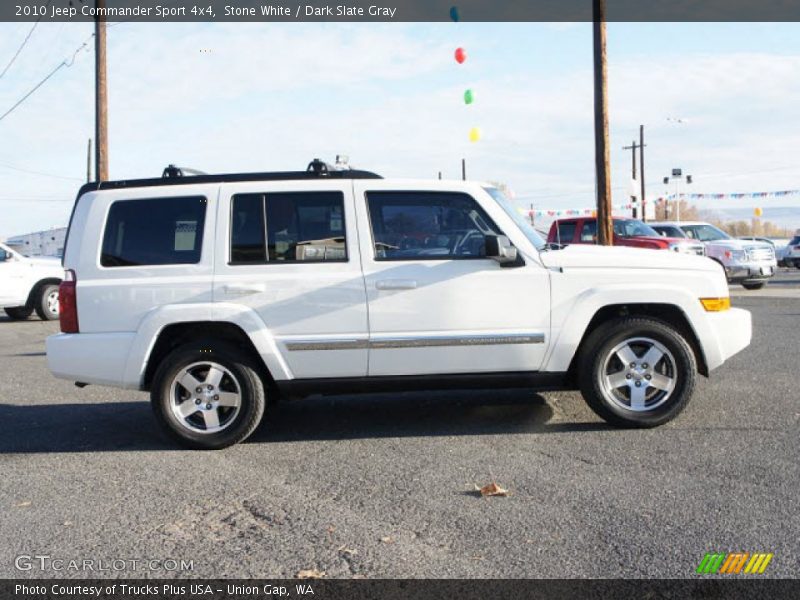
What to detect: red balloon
<box><xmin>454</xmin><ymin>47</ymin><xmax>467</xmax><ymax>64</ymax></box>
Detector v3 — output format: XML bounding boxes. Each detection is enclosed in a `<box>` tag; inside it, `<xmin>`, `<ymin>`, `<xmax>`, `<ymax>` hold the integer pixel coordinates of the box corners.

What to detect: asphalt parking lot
<box><xmin>1</xmin><ymin>270</ymin><xmax>798</xmax><ymax>579</ymax></box>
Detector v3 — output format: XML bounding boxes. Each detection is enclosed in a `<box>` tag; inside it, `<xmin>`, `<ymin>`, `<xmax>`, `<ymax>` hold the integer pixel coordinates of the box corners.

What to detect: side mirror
<box><xmin>485</xmin><ymin>235</ymin><xmax>519</xmax><ymax>265</ymax></box>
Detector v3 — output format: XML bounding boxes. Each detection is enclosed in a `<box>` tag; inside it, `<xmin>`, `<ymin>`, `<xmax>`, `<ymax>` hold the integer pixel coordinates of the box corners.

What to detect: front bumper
<box><xmin>723</xmin><ymin>262</ymin><xmax>776</xmax><ymax>282</ymax></box>
<box><xmin>704</xmin><ymin>307</ymin><xmax>752</xmax><ymax>371</ymax></box>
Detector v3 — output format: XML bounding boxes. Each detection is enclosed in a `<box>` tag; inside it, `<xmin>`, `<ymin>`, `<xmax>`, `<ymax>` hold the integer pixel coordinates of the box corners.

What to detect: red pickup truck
<box><xmin>547</xmin><ymin>217</ymin><xmax>705</xmax><ymax>255</ymax></box>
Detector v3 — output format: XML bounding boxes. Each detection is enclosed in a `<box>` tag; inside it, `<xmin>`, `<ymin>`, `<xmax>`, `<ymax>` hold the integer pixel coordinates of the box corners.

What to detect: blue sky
<box><xmin>1</xmin><ymin>21</ymin><xmax>799</xmax><ymax>237</ymax></box>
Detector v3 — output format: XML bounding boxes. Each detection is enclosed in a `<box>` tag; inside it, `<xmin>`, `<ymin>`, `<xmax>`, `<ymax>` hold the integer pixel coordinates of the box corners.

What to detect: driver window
<box><xmin>366</xmin><ymin>191</ymin><xmax>501</xmax><ymax>260</ymax></box>
<box><xmin>0</xmin><ymin>248</ymin><xmax>6</xmax><ymax>261</ymax></box>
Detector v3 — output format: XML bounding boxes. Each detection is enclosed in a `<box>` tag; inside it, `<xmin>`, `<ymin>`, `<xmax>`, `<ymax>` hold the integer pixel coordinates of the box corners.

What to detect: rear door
<box><xmin>213</xmin><ymin>180</ymin><xmax>368</xmax><ymax>379</ymax></box>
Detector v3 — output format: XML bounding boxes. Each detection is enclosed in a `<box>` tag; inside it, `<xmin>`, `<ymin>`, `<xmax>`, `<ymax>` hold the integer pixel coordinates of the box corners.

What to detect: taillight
<box><xmin>59</xmin><ymin>269</ymin><xmax>79</xmax><ymax>333</ymax></box>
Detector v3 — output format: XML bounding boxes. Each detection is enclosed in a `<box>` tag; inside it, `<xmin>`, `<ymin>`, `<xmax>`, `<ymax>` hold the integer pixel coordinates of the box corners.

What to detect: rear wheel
<box><xmin>578</xmin><ymin>317</ymin><xmax>696</xmax><ymax>428</ymax></box>
<box><xmin>151</xmin><ymin>342</ymin><xmax>266</xmax><ymax>449</ymax></box>
<box><xmin>4</xmin><ymin>306</ymin><xmax>33</xmax><ymax>320</ymax></box>
<box><xmin>34</xmin><ymin>284</ymin><xmax>60</xmax><ymax>320</ymax></box>
<box><xmin>742</xmin><ymin>282</ymin><xmax>766</xmax><ymax>290</ymax></box>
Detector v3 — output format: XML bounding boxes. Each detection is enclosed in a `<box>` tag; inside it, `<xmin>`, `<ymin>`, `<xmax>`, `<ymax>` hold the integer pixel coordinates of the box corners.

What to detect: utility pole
<box><xmin>461</xmin><ymin>158</ymin><xmax>466</xmax><ymax>181</ymax></box>
<box><xmin>593</xmin><ymin>0</ymin><xmax>613</xmax><ymax>245</ymax></box>
<box><xmin>86</xmin><ymin>138</ymin><xmax>92</xmax><ymax>182</ymax></box>
<box><xmin>95</xmin><ymin>0</ymin><xmax>109</xmax><ymax>181</ymax></box>
<box><xmin>622</xmin><ymin>140</ymin><xmax>640</xmax><ymax>218</ymax></box>
<box><xmin>639</xmin><ymin>125</ymin><xmax>647</xmax><ymax>221</ymax></box>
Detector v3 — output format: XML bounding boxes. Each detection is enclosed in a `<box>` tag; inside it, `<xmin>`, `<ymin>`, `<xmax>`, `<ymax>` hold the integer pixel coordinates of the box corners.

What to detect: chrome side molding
<box><xmin>284</xmin><ymin>333</ymin><xmax>545</xmax><ymax>351</ymax></box>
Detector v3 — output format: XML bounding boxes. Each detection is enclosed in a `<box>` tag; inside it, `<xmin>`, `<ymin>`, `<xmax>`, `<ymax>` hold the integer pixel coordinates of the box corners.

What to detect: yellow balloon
<box><xmin>754</xmin><ymin>207</ymin><xmax>763</xmax><ymax>217</ymax></box>
<box><xmin>468</xmin><ymin>127</ymin><xmax>481</xmax><ymax>143</ymax></box>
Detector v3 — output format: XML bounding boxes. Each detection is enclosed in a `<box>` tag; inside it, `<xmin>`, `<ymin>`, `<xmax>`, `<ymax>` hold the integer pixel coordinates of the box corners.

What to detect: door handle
<box><xmin>376</xmin><ymin>279</ymin><xmax>417</xmax><ymax>290</ymax></box>
<box><xmin>223</xmin><ymin>284</ymin><xmax>266</xmax><ymax>295</ymax></box>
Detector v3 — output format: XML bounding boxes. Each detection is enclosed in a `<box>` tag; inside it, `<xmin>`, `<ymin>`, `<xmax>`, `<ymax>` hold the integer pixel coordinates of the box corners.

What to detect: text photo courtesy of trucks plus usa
<box><xmin>1</xmin><ymin>1</ymin><xmax>799</xmax><ymax>595</ymax></box>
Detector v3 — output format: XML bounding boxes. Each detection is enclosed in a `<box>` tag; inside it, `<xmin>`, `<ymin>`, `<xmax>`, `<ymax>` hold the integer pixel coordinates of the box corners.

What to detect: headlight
<box><xmin>723</xmin><ymin>249</ymin><xmax>747</xmax><ymax>262</ymax></box>
<box><xmin>669</xmin><ymin>242</ymin><xmax>691</xmax><ymax>253</ymax></box>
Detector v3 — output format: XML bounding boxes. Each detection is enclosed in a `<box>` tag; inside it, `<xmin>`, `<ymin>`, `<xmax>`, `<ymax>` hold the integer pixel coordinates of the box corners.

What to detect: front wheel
<box><xmin>34</xmin><ymin>284</ymin><xmax>60</xmax><ymax>320</ymax></box>
<box><xmin>578</xmin><ymin>317</ymin><xmax>697</xmax><ymax>428</ymax></box>
<box><xmin>151</xmin><ymin>342</ymin><xmax>266</xmax><ymax>449</ymax></box>
<box><xmin>742</xmin><ymin>282</ymin><xmax>766</xmax><ymax>290</ymax></box>
<box><xmin>4</xmin><ymin>306</ymin><xmax>33</xmax><ymax>320</ymax></box>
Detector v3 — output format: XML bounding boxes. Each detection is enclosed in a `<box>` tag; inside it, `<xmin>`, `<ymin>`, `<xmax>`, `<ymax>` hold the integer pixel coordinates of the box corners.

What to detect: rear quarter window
<box><xmin>101</xmin><ymin>196</ymin><xmax>207</xmax><ymax>267</ymax></box>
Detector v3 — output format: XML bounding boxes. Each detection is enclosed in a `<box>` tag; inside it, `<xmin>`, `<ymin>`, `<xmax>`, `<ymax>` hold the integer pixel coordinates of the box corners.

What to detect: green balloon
<box><xmin>463</xmin><ymin>89</ymin><xmax>474</xmax><ymax>105</ymax></box>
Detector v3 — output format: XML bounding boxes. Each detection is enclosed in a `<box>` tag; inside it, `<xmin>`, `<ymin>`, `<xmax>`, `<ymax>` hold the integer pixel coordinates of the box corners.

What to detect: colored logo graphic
<box><xmin>696</xmin><ymin>552</ymin><xmax>773</xmax><ymax>575</ymax></box>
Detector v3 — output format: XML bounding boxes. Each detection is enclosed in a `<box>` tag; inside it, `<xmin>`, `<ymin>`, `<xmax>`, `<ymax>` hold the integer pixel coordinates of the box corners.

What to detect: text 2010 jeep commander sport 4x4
<box><xmin>47</xmin><ymin>161</ymin><xmax>752</xmax><ymax>449</ymax></box>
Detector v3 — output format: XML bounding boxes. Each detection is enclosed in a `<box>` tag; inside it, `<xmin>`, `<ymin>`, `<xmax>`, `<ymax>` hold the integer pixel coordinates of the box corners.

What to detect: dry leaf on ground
<box><xmin>380</xmin><ymin>536</ymin><xmax>394</xmax><ymax>544</ymax></box>
<box><xmin>475</xmin><ymin>482</ymin><xmax>509</xmax><ymax>497</ymax></box>
<box><xmin>296</xmin><ymin>568</ymin><xmax>325</xmax><ymax>579</ymax></box>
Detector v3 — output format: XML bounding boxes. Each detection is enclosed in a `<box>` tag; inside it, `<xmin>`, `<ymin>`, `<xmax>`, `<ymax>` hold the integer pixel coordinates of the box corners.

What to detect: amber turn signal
<box><xmin>700</xmin><ymin>297</ymin><xmax>731</xmax><ymax>312</ymax></box>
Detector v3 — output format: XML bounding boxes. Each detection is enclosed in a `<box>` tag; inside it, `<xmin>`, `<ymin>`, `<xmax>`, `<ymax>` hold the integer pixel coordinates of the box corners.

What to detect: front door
<box><xmin>0</xmin><ymin>246</ymin><xmax>29</xmax><ymax>307</ymax></box>
<box><xmin>353</xmin><ymin>182</ymin><xmax>551</xmax><ymax>377</ymax></box>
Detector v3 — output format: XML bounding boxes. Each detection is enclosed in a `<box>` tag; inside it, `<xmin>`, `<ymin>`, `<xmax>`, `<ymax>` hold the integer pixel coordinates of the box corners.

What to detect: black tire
<box><xmin>742</xmin><ymin>282</ymin><xmax>766</xmax><ymax>290</ymax></box>
<box><xmin>578</xmin><ymin>317</ymin><xmax>697</xmax><ymax>428</ymax></box>
<box><xmin>34</xmin><ymin>283</ymin><xmax>60</xmax><ymax>321</ymax></box>
<box><xmin>151</xmin><ymin>342</ymin><xmax>266</xmax><ymax>449</ymax></box>
<box><xmin>4</xmin><ymin>306</ymin><xmax>33</xmax><ymax>320</ymax></box>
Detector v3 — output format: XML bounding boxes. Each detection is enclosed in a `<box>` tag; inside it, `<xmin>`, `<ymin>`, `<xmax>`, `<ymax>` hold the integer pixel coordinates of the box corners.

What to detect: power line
<box><xmin>0</xmin><ymin>161</ymin><xmax>83</xmax><ymax>181</ymax></box>
<box><xmin>0</xmin><ymin>0</ymin><xmax>54</xmax><ymax>80</ymax></box>
<box><xmin>0</xmin><ymin>33</ymin><xmax>94</xmax><ymax>123</ymax></box>
<box><xmin>0</xmin><ymin>196</ymin><xmax>72</xmax><ymax>202</ymax></box>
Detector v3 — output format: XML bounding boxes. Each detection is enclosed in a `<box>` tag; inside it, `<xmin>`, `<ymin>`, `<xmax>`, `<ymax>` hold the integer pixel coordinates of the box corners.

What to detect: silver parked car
<box><xmin>650</xmin><ymin>222</ymin><xmax>777</xmax><ymax>290</ymax></box>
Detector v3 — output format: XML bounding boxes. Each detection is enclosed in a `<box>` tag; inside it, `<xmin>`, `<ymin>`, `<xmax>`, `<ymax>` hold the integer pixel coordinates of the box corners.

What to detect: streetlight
<box><xmin>664</xmin><ymin>169</ymin><xmax>692</xmax><ymax>221</ymax></box>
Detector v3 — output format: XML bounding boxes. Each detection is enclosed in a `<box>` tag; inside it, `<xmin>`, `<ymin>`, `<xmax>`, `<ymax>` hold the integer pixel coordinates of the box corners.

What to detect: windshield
<box><xmin>613</xmin><ymin>219</ymin><xmax>660</xmax><ymax>238</ymax></box>
<box><xmin>653</xmin><ymin>225</ymin><xmax>686</xmax><ymax>238</ymax></box>
<box><xmin>484</xmin><ymin>187</ymin><xmax>547</xmax><ymax>251</ymax></box>
<box><xmin>680</xmin><ymin>224</ymin><xmax>731</xmax><ymax>242</ymax></box>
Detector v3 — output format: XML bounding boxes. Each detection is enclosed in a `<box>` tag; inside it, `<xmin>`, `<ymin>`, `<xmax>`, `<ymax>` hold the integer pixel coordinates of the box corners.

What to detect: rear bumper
<box><xmin>704</xmin><ymin>307</ymin><xmax>751</xmax><ymax>372</ymax></box>
<box><xmin>46</xmin><ymin>332</ymin><xmax>136</xmax><ymax>388</ymax></box>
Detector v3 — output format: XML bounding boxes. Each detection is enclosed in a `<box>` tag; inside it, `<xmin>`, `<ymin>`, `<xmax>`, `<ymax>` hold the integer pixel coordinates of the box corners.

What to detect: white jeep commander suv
<box><xmin>47</xmin><ymin>161</ymin><xmax>752</xmax><ymax>449</ymax></box>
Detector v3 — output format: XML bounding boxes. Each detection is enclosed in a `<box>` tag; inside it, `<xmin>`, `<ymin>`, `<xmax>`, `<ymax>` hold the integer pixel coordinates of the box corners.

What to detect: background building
<box><xmin>5</xmin><ymin>227</ymin><xmax>67</xmax><ymax>257</ymax></box>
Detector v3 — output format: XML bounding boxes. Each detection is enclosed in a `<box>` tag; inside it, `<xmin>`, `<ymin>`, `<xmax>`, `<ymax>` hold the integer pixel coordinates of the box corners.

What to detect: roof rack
<box><xmin>162</xmin><ymin>164</ymin><xmax>208</xmax><ymax>178</ymax></box>
<box><xmin>78</xmin><ymin>159</ymin><xmax>382</xmax><ymax>196</ymax></box>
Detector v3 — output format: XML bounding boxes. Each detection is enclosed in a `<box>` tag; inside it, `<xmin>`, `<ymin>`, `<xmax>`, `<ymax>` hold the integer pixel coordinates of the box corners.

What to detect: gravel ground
<box><xmin>0</xmin><ymin>277</ymin><xmax>797</xmax><ymax>579</ymax></box>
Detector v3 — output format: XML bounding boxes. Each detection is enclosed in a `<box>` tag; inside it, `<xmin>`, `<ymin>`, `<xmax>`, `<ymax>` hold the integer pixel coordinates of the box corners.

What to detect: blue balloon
<box><xmin>449</xmin><ymin>6</ymin><xmax>460</xmax><ymax>22</ymax></box>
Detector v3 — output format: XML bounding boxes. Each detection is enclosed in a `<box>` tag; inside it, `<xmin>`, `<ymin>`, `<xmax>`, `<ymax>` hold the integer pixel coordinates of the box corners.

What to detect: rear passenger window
<box><xmin>229</xmin><ymin>191</ymin><xmax>346</xmax><ymax>264</ymax></box>
<box><xmin>231</xmin><ymin>195</ymin><xmax>266</xmax><ymax>264</ymax></box>
<box><xmin>101</xmin><ymin>196</ymin><xmax>206</xmax><ymax>267</ymax></box>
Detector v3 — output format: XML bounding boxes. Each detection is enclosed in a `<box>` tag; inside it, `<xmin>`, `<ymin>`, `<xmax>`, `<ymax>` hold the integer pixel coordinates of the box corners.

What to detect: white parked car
<box><xmin>0</xmin><ymin>241</ymin><xmax>62</xmax><ymax>320</ymax></box>
<box><xmin>650</xmin><ymin>222</ymin><xmax>777</xmax><ymax>290</ymax></box>
<box><xmin>46</xmin><ymin>162</ymin><xmax>752</xmax><ymax>448</ymax></box>
<box><xmin>781</xmin><ymin>234</ymin><xmax>800</xmax><ymax>268</ymax></box>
